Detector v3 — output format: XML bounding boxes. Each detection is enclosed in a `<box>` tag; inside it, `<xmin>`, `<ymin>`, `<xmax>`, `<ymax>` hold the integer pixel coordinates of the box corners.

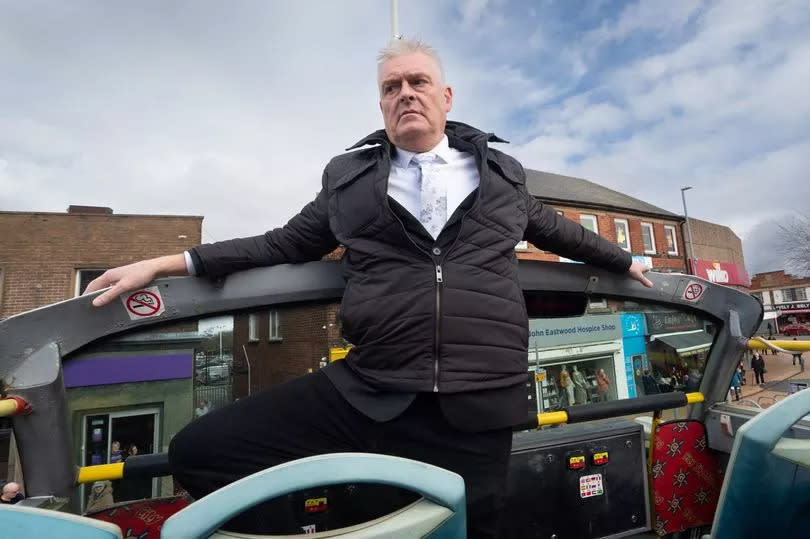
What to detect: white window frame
<box><xmin>580</xmin><ymin>214</ymin><xmax>598</xmax><ymax>234</ymax></box>
<box><xmin>248</xmin><ymin>313</ymin><xmax>259</xmax><ymax>342</ymax></box>
<box><xmin>782</xmin><ymin>288</ymin><xmax>808</xmax><ymax>302</ymax></box>
<box><xmin>664</xmin><ymin>225</ymin><xmax>679</xmax><ymax>255</ymax></box>
<box><xmin>614</xmin><ymin>219</ymin><xmax>630</xmax><ymax>251</ymax></box>
<box><xmin>515</xmin><ymin>241</ymin><xmax>529</xmax><ymax>251</ymax></box>
<box><xmin>640</xmin><ymin>223</ymin><xmax>656</xmax><ymax>254</ymax></box>
<box><xmin>74</xmin><ymin>268</ymin><xmax>108</xmax><ymax>297</ymax></box>
<box><xmin>268</xmin><ymin>309</ymin><xmax>282</xmax><ymax>341</ymax></box>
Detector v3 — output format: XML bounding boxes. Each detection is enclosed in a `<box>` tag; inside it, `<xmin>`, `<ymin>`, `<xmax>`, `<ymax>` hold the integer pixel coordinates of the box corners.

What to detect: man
<box><xmin>752</xmin><ymin>352</ymin><xmax>766</xmax><ymax>385</ymax></box>
<box><xmin>86</xmin><ymin>39</ymin><xmax>651</xmax><ymax>537</ymax></box>
<box><xmin>0</xmin><ymin>481</ymin><xmax>24</xmax><ymax>504</ymax></box>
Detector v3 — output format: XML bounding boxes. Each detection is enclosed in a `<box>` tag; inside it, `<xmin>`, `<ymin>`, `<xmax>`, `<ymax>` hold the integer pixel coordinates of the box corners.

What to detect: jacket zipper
<box><xmin>433</xmin><ymin>264</ymin><xmax>443</xmax><ymax>392</ymax></box>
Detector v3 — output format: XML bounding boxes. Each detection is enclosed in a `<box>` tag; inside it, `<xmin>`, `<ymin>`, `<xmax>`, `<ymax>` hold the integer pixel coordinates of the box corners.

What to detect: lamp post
<box><xmin>391</xmin><ymin>0</ymin><xmax>401</xmax><ymax>40</ymax></box>
<box><xmin>681</xmin><ymin>186</ymin><xmax>697</xmax><ymax>275</ymax></box>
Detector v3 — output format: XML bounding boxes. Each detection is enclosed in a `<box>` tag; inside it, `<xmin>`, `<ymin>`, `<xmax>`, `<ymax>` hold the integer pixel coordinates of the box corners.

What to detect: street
<box><xmin>735</xmin><ymin>335</ymin><xmax>810</xmax><ymax>409</ymax></box>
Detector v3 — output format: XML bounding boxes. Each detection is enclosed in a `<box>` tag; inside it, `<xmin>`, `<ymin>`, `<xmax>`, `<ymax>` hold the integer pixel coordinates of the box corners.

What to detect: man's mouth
<box><xmin>399</xmin><ymin>111</ymin><xmax>422</xmax><ymax>119</ymax></box>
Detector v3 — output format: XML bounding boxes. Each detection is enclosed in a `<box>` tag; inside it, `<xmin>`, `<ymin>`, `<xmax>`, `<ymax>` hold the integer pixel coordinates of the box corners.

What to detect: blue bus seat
<box><xmin>0</xmin><ymin>503</ymin><xmax>123</xmax><ymax>538</ymax></box>
<box><xmin>161</xmin><ymin>453</ymin><xmax>466</xmax><ymax>539</ymax></box>
<box><xmin>707</xmin><ymin>388</ymin><xmax>810</xmax><ymax>538</ymax></box>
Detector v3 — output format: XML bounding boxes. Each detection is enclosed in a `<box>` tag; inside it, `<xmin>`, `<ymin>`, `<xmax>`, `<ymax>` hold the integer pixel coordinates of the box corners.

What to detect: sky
<box><xmin>2</xmin><ymin>0</ymin><xmax>809</xmax><ymax>276</ymax></box>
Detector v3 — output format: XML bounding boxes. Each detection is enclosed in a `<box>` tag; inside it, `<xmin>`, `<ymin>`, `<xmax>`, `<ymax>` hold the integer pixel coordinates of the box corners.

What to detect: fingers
<box><xmin>92</xmin><ymin>286</ymin><xmax>121</xmax><ymax>307</ymax></box>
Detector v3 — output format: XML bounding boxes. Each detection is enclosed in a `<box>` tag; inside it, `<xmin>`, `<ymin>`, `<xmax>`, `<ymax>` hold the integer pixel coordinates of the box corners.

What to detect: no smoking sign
<box><xmin>121</xmin><ymin>286</ymin><xmax>166</xmax><ymax>320</ymax></box>
<box><xmin>683</xmin><ymin>281</ymin><xmax>705</xmax><ymax>302</ymax></box>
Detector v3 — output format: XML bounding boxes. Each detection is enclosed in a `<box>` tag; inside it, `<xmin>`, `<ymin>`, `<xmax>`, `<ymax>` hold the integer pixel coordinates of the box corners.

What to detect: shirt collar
<box><xmin>393</xmin><ymin>135</ymin><xmax>452</xmax><ymax>167</ymax></box>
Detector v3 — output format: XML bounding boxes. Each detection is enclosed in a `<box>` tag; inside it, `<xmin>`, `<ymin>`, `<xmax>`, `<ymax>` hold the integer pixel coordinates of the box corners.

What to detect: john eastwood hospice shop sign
<box><xmin>529</xmin><ymin>315</ymin><xmax>623</xmax><ymax>348</ymax></box>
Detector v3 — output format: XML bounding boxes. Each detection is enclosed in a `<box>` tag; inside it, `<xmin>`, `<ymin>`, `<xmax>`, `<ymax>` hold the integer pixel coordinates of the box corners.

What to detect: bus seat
<box><xmin>705</xmin><ymin>388</ymin><xmax>810</xmax><ymax>539</ymax></box>
<box><xmin>0</xmin><ymin>503</ymin><xmax>123</xmax><ymax>538</ymax></box>
<box><xmin>160</xmin><ymin>453</ymin><xmax>466</xmax><ymax>539</ymax></box>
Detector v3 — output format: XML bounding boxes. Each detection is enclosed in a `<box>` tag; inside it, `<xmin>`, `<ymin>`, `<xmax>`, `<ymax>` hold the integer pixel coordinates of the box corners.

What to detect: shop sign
<box><xmin>645</xmin><ymin>311</ymin><xmax>700</xmax><ymax>334</ymax></box>
<box><xmin>529</xmin><ymin>315</ymin><xmax>622</xmax><ymax>348</ymax></box>
<box><xmin>778</xmin><ymin>302</ymin><xmax>810</xmax><ymax>313</ymax></box>
<box><xmin>620</xmin><ymin>313</ymin><xmax>645</xmax><ymax>337</ymax></box>
<box><xmin>693</xmin><ymin>260</ymin><xmax>750</xmax><ymax>287</ymax></box>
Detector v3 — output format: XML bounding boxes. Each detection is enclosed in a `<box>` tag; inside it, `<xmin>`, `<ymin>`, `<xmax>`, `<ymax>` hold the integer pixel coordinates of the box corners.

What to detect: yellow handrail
<box><xmin>77</xmin><ymin>463</ymin><xmax>125</xmax><ymax>484</ymax></box>
<box><xmin>0</xmin><ymin>396</ymin><xmax>32</xmax><ymax>417</ymax></box>
<box><xmin>747</xmin><ymin>339</ymin><xmax>810</xmax><ymax>352</ymax></box>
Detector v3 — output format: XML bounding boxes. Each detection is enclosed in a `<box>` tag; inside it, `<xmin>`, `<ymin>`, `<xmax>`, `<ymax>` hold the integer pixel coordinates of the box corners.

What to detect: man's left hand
<box><xmin>628</xmin><ymin>262</ymin><xmax>653</xmax><ymax>288</ymax></box>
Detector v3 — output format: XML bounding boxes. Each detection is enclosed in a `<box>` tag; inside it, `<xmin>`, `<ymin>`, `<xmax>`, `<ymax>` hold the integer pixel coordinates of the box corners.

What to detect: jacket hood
<box><xmin>346</xmin><ymin>121</ymin><xmax>508</xmax><ymax>151</ymax></box>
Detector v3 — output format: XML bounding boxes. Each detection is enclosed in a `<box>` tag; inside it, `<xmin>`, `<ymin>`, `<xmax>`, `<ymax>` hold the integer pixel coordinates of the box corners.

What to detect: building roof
<box><xmin>525</xmin><ymin>169</ymin><xmax>681</xmax><ymax>220</ymax></box>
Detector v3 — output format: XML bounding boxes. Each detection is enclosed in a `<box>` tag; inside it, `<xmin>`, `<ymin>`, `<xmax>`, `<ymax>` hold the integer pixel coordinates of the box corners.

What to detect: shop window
<box><xmin>74</xmin><ymin>269</ymin><xmax>107</xmax><ymax>297</ymax></box>
<box><xmin>248</xmin><ymin>313</ymin><xmax>260</xmax><ymax>342</ymax></box>
<box><xmin>527</xmin><ymin>299</ymin><xmax>718</xmax><ymax>414</ymax></box>
<box><xmin>664</xmin><ymin>225</ymin><xmax>678</xmax><ymax>255</ymax></box>
<box><xmin>269</xmin><ymin>310</ymin><xmax>282</xmax><ymax>341</ymax></box>
<box><xmin>614</xmin><ymin>219</ymin><xmax>630</xmax><ymax>251</ymax></box>
<box><xmin>641</xmin><ymin>223</ymin><xmax>656</xmax><ymax>254</ymax></box>
<box><xmin>580</xmin><ymin>214</ymin><xmax>598</xmax><ymax>234</ymax></box>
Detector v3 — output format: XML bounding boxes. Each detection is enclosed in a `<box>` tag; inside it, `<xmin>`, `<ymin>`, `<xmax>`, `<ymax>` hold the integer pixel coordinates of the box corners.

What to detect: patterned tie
<box><xmin>412</xmin><ymin>152</ymin><xmax>446</xmax><ymax>239</ymax></box>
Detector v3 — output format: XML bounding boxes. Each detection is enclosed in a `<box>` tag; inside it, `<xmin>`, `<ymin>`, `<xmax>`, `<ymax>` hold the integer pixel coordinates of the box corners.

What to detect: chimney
<box><xmin>67</xmin><ymin>205</ymin><xmax>114</xmax><ymax>215</ymax></box>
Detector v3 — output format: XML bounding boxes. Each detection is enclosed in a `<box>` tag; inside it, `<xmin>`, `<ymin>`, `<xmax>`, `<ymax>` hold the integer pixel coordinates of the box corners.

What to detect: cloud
<box><xmin>2</xmin><ymin>0</ymin><xmax>809</xmax><ymax>277</ymax></box>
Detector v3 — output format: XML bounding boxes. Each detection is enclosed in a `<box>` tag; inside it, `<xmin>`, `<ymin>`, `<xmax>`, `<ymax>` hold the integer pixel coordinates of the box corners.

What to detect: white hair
<box><xmin>377</xmin><ymin>38</ymin><xmax>446</xmax><ymax>84</ymax></box>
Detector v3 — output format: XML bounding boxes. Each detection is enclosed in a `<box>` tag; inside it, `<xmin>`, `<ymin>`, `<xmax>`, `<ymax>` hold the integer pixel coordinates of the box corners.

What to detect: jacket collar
<box><xmin>346</xmin><ymin>120</ymin><xmax>509</xmax><ymax>151</ymax></box>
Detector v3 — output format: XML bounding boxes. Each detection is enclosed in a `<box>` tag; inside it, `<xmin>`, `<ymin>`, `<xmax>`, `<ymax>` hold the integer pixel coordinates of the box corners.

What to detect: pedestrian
<box><xmin>730</xmin><ymin>369</ymin><xmax>742</xmax><ymax>401</ymax></box>
<box><xmin>0</xmin><ymin>481</ymin><xmax>24</xmax><ymax>504</ymax></box>
<box><xmin>752</xmin><ymin>352</ymin><xmax>766</xmax><ymax>385</ymax></box>
<box><xmin>109</xmin><ymin>440</ymin><xmax>124</xmax><ymax>464</ymax></box>
<box><xmin>792</xmin><ymin>337</ymin><xmax>804</xmax><ymax>370</ymax></box>
<box><xmin>84</xmin><ymin>38</ymin><xmax>653</xmax><ymax>538</ymax></box>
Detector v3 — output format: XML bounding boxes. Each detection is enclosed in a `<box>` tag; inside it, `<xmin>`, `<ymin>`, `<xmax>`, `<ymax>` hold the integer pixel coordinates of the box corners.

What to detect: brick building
<box><xmin>0</xmin><ymin>206</ymin><xmax>202</xmax><ymax>320</ymax></box>
<box><xmin>750</xmin><ymin>270</ymin><xmax>810</xmax><ymax>326</ymax></box>
<box><xmin>683</xmin><ymin>218</ymin><xmax>750</xmax><ymax>291</ymax></box>
<box><xmin>518</xmin><ymin>170</ymin><xmax>687</xmax><ymax>273</ymax></box>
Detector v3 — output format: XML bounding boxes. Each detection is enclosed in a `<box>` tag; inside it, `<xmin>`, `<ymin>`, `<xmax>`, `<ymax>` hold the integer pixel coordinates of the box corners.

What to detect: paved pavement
<box><xmin>734</xmin><ymin>335</ymin><xmax>809</xmax><ymax>409</ymax></box>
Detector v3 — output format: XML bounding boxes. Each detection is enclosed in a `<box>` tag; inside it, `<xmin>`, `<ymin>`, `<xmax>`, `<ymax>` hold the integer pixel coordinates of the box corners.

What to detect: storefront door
<box><xmin>81</xmin><ymin>407</ymin><xmax>160</xmax><ymax>512</ymax></box>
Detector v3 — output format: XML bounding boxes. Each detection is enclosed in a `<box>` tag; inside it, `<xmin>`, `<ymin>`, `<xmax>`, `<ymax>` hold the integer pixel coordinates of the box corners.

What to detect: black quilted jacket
<box><xmin>191</xmin><ymin>122</ymin><xmax>632</xmax><ymax>394</ymax></box>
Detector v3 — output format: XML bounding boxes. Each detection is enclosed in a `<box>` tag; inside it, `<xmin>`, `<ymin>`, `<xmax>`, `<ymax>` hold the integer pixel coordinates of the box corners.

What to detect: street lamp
<box><xmin>681</xmin><ymin>186</ymin><xmax>697</xmax><ymax>275</ymax></box>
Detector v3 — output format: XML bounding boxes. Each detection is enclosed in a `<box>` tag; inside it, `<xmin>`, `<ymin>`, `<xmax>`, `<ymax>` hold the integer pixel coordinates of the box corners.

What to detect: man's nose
<box><xmin>398</xmin><ymin>81</ymin><xmax>416</xmax><ymax>101</ymax></box>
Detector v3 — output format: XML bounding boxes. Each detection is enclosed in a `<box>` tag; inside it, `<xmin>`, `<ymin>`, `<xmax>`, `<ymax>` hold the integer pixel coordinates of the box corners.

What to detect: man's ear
<box><xmin>444</xmin><ymin>85</ymin><xmax>453</xmax><ymax>112</ymax></box>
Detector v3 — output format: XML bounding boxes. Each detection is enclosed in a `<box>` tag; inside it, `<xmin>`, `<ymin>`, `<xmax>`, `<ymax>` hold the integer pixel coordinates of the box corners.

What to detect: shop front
<box><xmin>777</xmin><ymin>302</ymin><xmax>810</xmax><ymax>326</ymax></box>
<box><xmin>65</xmin><ymin>333</ymin><xmax>202</xmax><ymax>512</ymax></box>
<box><xmin>527</xmin><ymin>314</ymin><xmax>627</xmax><ymax>413</ymax></box>
<box><xmin>645</xmin><ymin>311</ymin><xmax>714</xmax><ymax>393</ymax></box>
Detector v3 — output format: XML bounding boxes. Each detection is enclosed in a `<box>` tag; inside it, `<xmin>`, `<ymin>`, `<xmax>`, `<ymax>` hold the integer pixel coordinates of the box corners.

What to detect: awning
<box><xmin>654</xmin><ymin>330</ymin><xmax>714</xmax><ymax>357</ymax></box>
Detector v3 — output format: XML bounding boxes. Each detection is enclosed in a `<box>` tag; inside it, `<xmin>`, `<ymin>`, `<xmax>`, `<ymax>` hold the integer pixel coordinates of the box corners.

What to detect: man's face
<box><xmin>379</xmin><ymin>52</ymin><xmax>453</xmax><ymax>152</ymax></box>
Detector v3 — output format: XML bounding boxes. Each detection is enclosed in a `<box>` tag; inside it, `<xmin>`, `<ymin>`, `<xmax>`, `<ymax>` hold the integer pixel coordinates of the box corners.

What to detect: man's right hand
<box><xmin>84</xmin><ymin>254</ymin><xmax>188</xmax><ymax>307</ymax></box>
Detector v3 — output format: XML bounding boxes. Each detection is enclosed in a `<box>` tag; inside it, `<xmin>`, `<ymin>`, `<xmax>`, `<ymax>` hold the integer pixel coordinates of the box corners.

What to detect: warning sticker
<box><xmin>579</xmin><ymin>473</ymin><xmax>604</xmax><ymax>498</ymax></box>
<box><xmin>122</xmin><ymin>287</ymin><xmax>165</xmax><ymax>320</ymax></box>
<box><xmin>683</xmin><ymin>281</ymin><xmax>705</xmax><ymax>302</ymax></box>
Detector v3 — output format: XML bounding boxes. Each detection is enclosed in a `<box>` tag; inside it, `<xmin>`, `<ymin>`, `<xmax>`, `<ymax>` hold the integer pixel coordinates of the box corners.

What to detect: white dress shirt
<box><xmin>388</xmin><ymin>135</ymin><xmax>480</xmax><ymax>228</ymax></box>
<box><xmin>186</xmin><ymin>135</ymin><xmax>480</xmax><ymax>275</ymax></box>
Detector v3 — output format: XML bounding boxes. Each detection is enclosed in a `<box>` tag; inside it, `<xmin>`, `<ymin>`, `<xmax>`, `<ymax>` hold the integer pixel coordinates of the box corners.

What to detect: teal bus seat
<box><xmin>708</xmin><ymin>388</ymin><xmax>810</xmax><ymax>538</ymax></box>
<box><xmin>161</xmin><ymin>453</ymin><xmax>466</xmax><ymax>539</ymax></box>
<box><xmin>0</xmin><ymin>503</ymin><xmax>123</xmax><ymax>538</ymax></box>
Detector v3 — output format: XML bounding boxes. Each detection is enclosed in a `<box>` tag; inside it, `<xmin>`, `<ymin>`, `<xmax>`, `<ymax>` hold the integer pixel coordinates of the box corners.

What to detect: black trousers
<box><xmin>754</xmin><ymin>370</ymin><xmax>765</xmax><ymax>384</ymax></box>
<box><xmin>169</xmin><ymin>372</ymin><xmax>512</xmax><ymax>538</ymax></box>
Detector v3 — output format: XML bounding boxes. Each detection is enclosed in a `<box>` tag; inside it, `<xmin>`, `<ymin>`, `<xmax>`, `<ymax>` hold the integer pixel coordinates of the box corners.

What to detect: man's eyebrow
<box><xmin>381</xmin><ymin>71</ymin><xmax>433</xmax><ymax>85</ymax></box>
